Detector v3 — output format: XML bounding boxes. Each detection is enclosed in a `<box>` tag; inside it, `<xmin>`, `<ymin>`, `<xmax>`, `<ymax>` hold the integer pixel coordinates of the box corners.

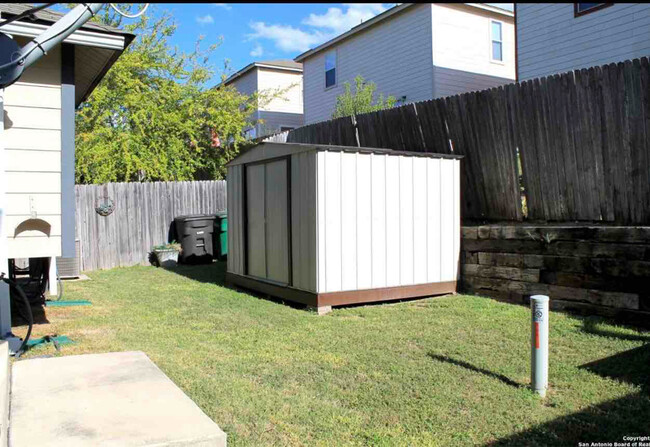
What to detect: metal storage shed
<box><xmin>226</xmin><ymin>142</ymin><xmax>462</xmax><ymax>314</ymax></box>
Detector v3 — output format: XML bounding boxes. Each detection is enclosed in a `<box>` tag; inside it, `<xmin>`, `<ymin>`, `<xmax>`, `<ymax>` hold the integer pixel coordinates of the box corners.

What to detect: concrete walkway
<box><xmin>9</xmin><ymin>351</ymin><xmax>226</xmax><ymax>446</ymax></box>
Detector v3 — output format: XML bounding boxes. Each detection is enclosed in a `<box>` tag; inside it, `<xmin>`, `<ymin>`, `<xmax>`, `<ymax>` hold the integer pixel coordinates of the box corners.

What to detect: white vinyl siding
<box><xmin>257</xmin><ymin>68</ymin><xmax>303</xmax><ymax>114</ymax></box>
<box><xmin>517</xmin><ymin>3</ymin><xmax>650</xmax><ymax>80</ymax></box>
<box><xmin>430</xmin><ymin>4</ymin><xmax>515</xmax><ymax>80</ymax></box>
<box><xmin>3</xmin><ymin>38</ymin><xmax>62</xmax><ymax>258</ymax></box>
<box><xmin>302</xmin><ymin>3</ymin><xmax>434</xmax><ymax>124</ymax></box>
<box><xmin>228</xmin><ymin>66</ymin><xmax>304</xmax><ymax>137</ymax></box>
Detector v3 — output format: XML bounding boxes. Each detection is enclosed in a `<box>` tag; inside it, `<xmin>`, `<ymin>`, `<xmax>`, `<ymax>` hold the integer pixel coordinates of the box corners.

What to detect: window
<box><xmin>325</xmin><ymin>51</ymin><xmax>336</xmax><ymax>88</ymax></box>
<box><xmin>490</xmin><ymin>20</ymin><xmax>503</xmax><ymax>62</ymax></box>
<box><xmin>574</xmin><ymin>3</ymin><xmax>612</xmax><ymax>16</ymax></box>
<box><xmin>280</xmin><ymin>126</ymin><xmax>295</xmax><ymax>132</ymax></box>
<box><xmin>244</xmin><ymin>126</ymin><xmax>257</xmax><ymax>139</ymax></box>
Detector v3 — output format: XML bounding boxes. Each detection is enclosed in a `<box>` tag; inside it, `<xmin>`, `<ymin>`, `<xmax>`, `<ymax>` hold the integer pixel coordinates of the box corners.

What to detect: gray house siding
<box><xmin>433</xmin><ymin>66</ymin><xmax>513</xmax><ymax>98</ymax></box>
<box><xmin>302</xmin><ymin>3</ymin><xmax>434</xmax><ymax>125</ymax></box>
<box><xmin>518</xmin><ymin>3</ymin><xmax>650</xmax><ymax>80</ymax></box>
<box><xmin>258</xmin><ymin>111</ymin><xmax>303</xmax><ymax>135</ymax></box>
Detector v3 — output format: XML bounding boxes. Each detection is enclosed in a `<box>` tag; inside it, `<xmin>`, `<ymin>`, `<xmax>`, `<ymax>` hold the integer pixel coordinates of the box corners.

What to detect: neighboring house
<box><xmin>0</xmin><ymin>3</ymin><xmax>133</xmax><ymax>262</ymax></box>
<box><xmin>223</xmin><ymin>60</ymin><xmax>303</xmax><ymax>138</ymax></box>
<box><xmin>517</xmin><ymin>3</ymin><xmax>650</xmax><ymax>81</ymax></box>
<box><xmin>295</xmin><ymin>3</ymin><xmax>515</xmax><ymax>125</ymax></box>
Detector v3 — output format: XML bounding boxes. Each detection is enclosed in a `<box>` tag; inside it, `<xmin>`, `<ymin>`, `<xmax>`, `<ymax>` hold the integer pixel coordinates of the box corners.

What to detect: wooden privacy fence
<box><xmin>75</xmin><ymin>181</ymin><xmax>226</xmax><ymax>271</ymax></box>
<box><xmin>271</xmin><ymin>57</ymin><xmax>650</xmax><ymax>225</ymax></box>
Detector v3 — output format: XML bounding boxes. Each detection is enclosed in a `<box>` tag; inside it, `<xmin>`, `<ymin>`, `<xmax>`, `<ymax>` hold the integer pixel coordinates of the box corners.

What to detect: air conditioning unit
<box><xmin>56</xmin><ymin>239</ymin><xmax>81</xmax><ymax>279</ymax></box>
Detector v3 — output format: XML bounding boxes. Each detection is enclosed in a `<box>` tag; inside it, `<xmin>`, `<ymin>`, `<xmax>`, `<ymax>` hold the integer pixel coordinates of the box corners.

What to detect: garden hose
<box><xmin>0</xmin><ymin>273</ymin><xmax>33</xmax><ymax>356</ymax></box>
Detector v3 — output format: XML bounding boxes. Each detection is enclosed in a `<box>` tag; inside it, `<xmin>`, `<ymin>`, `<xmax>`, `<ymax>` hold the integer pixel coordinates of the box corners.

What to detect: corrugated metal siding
<box><xmin>3</xmin><ymin>36</ymin><xmax>62</xmax><ymax>258</ymax></box>
<box><xmin>291</xmin><ymin>151</ymin><xmax>317</xmax><ymax>292</ymax></box>
<box><xmin>518</xmin><ymin>3</ymin><xmax>650</xmax><ymax>80</ymax></box>
<box><xmin>316</xmin><ymin>151</ymin><xmax>460</xmax><ymax>293</ymax></box>
<box><xmin>228</xmin><ymin>153</ymin><xmax>318</xmax><ymax>291</ymax></box>
<box><xmin>302</xmin><ymin>3</ymin><xmax>434</xmax><ymax>125</ymax></box>
<box><xmin>226</xmin><ymin>165</ymin><xmax>245</xmax><ymax>275</ymax></box>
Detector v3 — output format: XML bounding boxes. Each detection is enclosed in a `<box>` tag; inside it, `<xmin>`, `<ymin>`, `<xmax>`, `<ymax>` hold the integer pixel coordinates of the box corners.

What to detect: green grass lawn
<box><xmin>16</xmin><ymin>262</ymin><xmax>650</xmax><ymax>446</ymax></box>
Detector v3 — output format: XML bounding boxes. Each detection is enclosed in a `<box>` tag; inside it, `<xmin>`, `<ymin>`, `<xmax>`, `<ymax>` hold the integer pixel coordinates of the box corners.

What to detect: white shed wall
<box><xmin>316</xmin><ymin>151</ymin><xmax>460</xmax><ymax>294</ymax></box>
<box><xmin>3</xmin><ymin>38</ymin><xmax>62</xmax><ymax>258</ymax></box>
<box><xmin>517</xmin><ymin>3</ymin><xmax>650</xmax><ymax>80</ymax></box>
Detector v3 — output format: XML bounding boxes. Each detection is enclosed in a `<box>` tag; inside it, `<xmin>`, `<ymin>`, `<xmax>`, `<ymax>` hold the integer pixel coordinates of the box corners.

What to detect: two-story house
<box><xmin>295</xmin><ymin>3</ymin><xmax>515</xmax><ymax>125</ymax></box>
<box><xmin>516</xmin><ymin>3</ymin><xmax>650</xmax><ymax>81</ymax></box>
<box><xmin>223</xmin><ymin>60</ymin><xmax>303</xmax><ymax>138</ymax></box>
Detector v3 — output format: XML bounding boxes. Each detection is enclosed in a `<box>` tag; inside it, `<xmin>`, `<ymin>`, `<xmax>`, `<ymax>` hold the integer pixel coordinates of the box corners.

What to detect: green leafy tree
<box><xmin>74</xmin><ymin>6</ymin><xmax>268</xmax><ymax>183</ymax></box>
<box><xmin>332</xmin><ymin>75</ymin><xmax>397</xmax><ymax>119</ymax></box>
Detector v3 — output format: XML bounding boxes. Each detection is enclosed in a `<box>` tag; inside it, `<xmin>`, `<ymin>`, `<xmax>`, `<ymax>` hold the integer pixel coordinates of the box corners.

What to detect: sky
<box><xmin>54</xmin><ymin>3</ymin><xmax>514</xmax><ymax>86</ymax></box>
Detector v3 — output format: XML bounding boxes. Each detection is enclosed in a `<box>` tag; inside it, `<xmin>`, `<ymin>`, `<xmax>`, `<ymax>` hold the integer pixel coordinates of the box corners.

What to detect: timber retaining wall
<box><xmin>460</xmin><ymin>224</ymin><xmax>650</xmax><ymax>325</ymax></box>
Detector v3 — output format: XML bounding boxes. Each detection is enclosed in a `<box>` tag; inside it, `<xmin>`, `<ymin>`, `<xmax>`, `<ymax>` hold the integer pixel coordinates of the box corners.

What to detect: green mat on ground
<box><xmin>46</xmin><ymin>300</ymin><xmax>92</xmax><ymax>307</ymax></box>
<box><xmin>26</xmin><ymin>335</ymin><xmax>74</xmax><ymax>348</ymax></box>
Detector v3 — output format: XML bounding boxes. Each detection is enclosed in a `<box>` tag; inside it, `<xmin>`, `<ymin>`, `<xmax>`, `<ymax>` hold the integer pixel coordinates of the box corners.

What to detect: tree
<box><xmin>74</xmin><ymin>6</ymin><xmax>266</xmax><ymax>183</ymax></box>
<box><xmin>332</xmin><ymin>75</ymin><xmax>397</xmax><ymax>119</ymax></box>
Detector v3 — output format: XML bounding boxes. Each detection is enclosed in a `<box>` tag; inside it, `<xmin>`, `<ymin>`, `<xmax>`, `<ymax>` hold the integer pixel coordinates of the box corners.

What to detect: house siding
<box><xmin>302</xmin><ymin>3</ymin><xmax>434</xmax><ymax>125</ymax></box>
<box><xmin>228</xmin><ymin>69</ymin><xmax>257</xmax><ymax>96</ymax></box>
<box><xmin>518</xmin><ymin>3</ymin><xmax>650</xmax><ymax>80</ymax></box>
<box><xmin>433</xmin><ymin>66</ymin><xmax>513</xmax><ymax>98</ymax></box>
<box><xmin>258</xmin><ymin>111</ymin><xmax>303</xmax><ymax>135</ymax></box>
<box><xmin>3</xmin><ymin>37</ymin><xmax>63</xmax><ymax>258</ymax></box>
<box><xmin>431</xmin><ymin>3</ymin><xmax>515</xmax><ymax>95</ymax></box>
<box><xmin>257</xmin><ymin>68</ymin><xmax>303</xmax><ymax>135</ymax></box>
<box><xmin>228</xmin><ymin>67</ymin><xmax>304</xmax><ymax>137</ymax></box>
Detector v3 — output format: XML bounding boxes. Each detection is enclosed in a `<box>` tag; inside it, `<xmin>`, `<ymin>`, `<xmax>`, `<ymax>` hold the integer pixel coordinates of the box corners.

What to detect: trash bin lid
<box><xmin>174</xmin><ymin>214</ymin><xmax>217</xmax><ymax>222</ymax></box>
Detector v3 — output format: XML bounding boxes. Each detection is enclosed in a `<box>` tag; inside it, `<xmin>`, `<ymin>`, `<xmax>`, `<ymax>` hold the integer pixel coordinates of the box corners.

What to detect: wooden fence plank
<box><xmin>75</xmin><ymin>181</ymin><xmax>227</xmax><ymax>271</ymax></box>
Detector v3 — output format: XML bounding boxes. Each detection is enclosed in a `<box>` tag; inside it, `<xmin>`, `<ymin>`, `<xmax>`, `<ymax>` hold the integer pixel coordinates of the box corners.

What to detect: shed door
<box><xmin>246</xmin><ymin>164</ymin><xmax>266</xmax><ymax>279</ymax></box>
<box><xmin>246</xmin><ymin>158</ymin><xmax>290</xmax><ymax>285</ymax></box>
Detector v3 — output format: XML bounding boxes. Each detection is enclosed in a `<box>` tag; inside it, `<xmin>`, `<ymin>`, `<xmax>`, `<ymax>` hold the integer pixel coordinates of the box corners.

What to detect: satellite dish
<box><xmin>0</xmin><ymin>33</ymin><xmax>25</xmax><ymax>89</ymax></box>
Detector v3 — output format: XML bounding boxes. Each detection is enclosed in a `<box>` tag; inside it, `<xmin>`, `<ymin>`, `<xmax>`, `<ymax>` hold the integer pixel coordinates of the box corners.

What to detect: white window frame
<box><xmin>490</xmin><ymin>20</ymin><xmax>504</xmax><ymax>64</ymax></box>
<box><xmin>324</xmin><ymin>50</ymin><xmax>337</xmax><ymax>90</ymax></box>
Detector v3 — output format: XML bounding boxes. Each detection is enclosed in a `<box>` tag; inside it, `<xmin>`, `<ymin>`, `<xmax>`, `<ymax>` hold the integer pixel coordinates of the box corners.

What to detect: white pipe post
<box><xmin>531</xmin><ymin>295</ymin><xmax>549</xmax><ymax>397</ymax></box>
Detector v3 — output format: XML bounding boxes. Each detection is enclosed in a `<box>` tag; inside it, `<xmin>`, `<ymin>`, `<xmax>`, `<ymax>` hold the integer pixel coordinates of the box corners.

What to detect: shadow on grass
<box><xmin>427</xmin><ymin>353</ymin><xmax>523</xmax><ymax>388</ymax></box>
<box><xmin>164</xmin><ymin>261</ymin><xmax>308</xmax><ymax>310</ymax></box>
<box><xmin>164</xmin><ymin>261</ymin><xmax>227</xmax><ymax>286</ymax></box>
<box><xmin>487</xmin><ymin>391</ymin><xmax>650</xmax><ymax>446</ymax></box>
<box><xmin>580</xmin><ymin>344</ymin><xmax>650</xmax><ymax>394</ymax></box>
<box><xmin>581</xmin><ymin>318</ymin><xmax>650</xmax><ymax>343</ymax></box>
<box><xmin>489</xmin><ymin>343</ymin><xmax>650</xmax><ymax>446</ymax></box>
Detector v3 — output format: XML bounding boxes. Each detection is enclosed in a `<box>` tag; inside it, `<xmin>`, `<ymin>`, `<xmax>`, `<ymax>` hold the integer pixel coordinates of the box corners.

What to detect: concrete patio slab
<box><xmin>10</xmin><ymin>351</ymin><xmax>226</xmax><ymax>446</ymax></box>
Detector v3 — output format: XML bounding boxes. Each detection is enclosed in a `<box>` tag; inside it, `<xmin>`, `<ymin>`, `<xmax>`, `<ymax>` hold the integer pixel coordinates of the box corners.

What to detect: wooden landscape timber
<box><xmin>460</xmin><ymin>224</ymin><xmax>650</xmax><ymax>324</ymax></box>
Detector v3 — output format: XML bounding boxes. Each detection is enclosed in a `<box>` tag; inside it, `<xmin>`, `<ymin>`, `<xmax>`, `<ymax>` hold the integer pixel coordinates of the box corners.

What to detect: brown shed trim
<box><xmin>317</xmin><ymin>281</ymin><xmax>457</xmax><ymax>306</ymax></box>
<box><xmin>226</xmin><ymin>272</ymin><xmax>319</xmax><ymax>306</ymax></box>
<box><xmin>226</xmin><ymin>272</ymin><xmax>456</xmax><ymax>308</ymax></box>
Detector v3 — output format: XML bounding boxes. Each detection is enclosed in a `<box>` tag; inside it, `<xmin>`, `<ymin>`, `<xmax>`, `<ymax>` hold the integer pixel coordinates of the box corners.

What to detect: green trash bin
<box><xmin>214</xmin><ymin>211</ymin><xmax>228</xmax><ymax>261</ymax></box>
